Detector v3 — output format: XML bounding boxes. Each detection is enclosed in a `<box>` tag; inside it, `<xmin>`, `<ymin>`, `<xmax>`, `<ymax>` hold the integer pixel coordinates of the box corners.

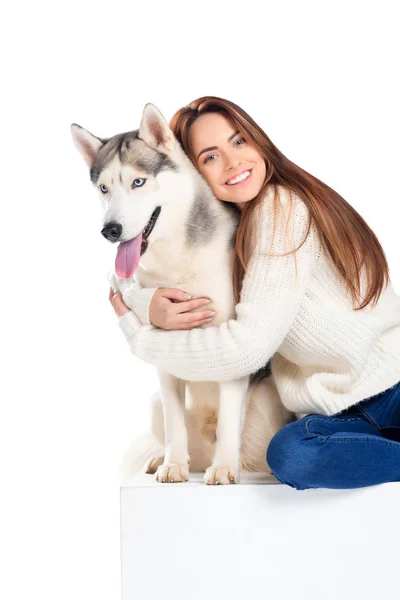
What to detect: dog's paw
<box><xmin>107</xmin><ymin>269</ymin><xmax>119</xmax><ymax>292</ymax></box>
<box><xmin>107</xmin><ymin>269</ymin><xmax>133</xmax><ymax>293</ymax></box>
<box><xmin>144</xmin><ymin>455</ymin><xmax>165</xmax><ymax>474</ymax></box>
<box><xmin>155</xmin><ymin>463</ymin><xmax>189</xmax><ymax>483</ymax></box>
<box><xmin>203</xmin><ymin>465</ymin><xmax>239</xmax><ymax>485</ymax></box>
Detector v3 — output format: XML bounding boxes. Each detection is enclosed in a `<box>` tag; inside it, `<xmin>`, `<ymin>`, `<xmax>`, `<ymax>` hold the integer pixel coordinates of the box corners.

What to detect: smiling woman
<box><xmin>187</xmin><ymin>113</ymin><xmax>266</xmax><ymax>210</ymax></box>
<box><xmin>112</xmin><ymin>95</ymin><xmax>400</xmax><ymax>491</ymax></box>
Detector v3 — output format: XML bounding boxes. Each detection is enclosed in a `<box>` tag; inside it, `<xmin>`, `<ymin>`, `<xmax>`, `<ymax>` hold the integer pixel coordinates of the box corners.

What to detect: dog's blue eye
<box><xmin>133</xmin><ymin>178</ymin><xmax>146</xmax><ymax>187</ymax></box>
<box><xmin>100</xmin><ymin>184</ymin><xmax>108</xmax><ymax>193</ymax></box>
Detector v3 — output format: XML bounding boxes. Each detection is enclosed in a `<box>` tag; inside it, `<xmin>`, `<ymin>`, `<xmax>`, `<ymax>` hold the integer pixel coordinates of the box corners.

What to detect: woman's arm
<box><xmin>117</xmin><ymin>195</ymin><xmax>321</xmax><ymax>381</ymax></box>
<box><xmin>108</xmin><ymin>269</ymin><xmax>158</xmax><ymax>326</ymax></box>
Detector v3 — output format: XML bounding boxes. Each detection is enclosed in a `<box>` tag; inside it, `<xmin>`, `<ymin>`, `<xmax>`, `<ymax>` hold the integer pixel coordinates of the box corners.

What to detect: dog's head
<box><xmin>71</xmin><ymin>103</ymin><xmax>192</xmax><ymax>278</ymax></box>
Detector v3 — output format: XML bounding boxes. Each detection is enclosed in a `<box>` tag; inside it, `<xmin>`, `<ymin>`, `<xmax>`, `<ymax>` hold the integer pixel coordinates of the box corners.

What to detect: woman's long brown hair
<box><xmin>169</xmin><ymin>96</ymin><xmax>389</xmax><ymax>310</ymax></box>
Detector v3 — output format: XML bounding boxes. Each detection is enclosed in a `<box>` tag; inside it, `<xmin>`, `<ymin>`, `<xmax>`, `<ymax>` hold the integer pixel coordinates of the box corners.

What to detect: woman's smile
<box><xmin>225</xmin><ymin>168</ymin><xmax>253</xmax><ymax>188</ymax></box>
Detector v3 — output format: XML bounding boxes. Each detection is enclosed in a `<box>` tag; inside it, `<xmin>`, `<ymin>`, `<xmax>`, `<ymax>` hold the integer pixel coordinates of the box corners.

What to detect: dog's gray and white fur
<box><xmin>71</xmin><ymin>103</ymin><xmax>292</xmax><ymax>484</ymax></box>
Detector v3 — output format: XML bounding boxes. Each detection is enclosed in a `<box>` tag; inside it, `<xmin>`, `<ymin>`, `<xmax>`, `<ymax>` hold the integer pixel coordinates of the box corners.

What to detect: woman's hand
<box><xmin>109</xmin><ymin>287</ymin><xmax>130</xmax><ymax>317</ymax></box>
<box><xmin>109</xmin><ymin>286</ymin><xmax>216</xmax><ymax>329</ymax></box>
<box><xmin>149</xmin><ymin>288</ymin><xmax>215</xmax><ymax>330</ymax></box>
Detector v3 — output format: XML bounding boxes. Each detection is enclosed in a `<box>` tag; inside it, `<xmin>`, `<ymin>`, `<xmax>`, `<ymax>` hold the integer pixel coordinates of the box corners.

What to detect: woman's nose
<box><xmin>225</xmin><ymin>155</ymin><xmax>241</xmax><ymax>171</ymax></box>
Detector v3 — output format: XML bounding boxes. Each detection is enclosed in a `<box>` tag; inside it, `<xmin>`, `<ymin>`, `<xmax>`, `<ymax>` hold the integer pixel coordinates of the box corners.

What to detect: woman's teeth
<box><xmin>226</xmin><ymin>170</ymin><xmax>251</xmax><ymax>185</ymax></box>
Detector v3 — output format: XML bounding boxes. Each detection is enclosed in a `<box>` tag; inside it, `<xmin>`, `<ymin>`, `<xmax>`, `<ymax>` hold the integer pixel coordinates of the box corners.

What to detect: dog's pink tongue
<box><xmin>115</xmin><ymin>232</ymin><xmax>142</xmax><ymax>278</ymax></box>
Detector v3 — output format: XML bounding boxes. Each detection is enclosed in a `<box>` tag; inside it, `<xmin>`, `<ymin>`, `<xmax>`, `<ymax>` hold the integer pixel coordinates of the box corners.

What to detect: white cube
<box><xmin>121</xmin><ymin>473</ymin><xmax>400</xmax><ymax>600</ymax></box>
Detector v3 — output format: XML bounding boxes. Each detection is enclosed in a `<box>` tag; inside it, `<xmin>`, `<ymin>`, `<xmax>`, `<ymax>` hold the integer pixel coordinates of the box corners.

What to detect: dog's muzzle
<box><xmin>101</xmin><ymin>206</ymin><xmax>161</xmax><ymax>255</ymax></box>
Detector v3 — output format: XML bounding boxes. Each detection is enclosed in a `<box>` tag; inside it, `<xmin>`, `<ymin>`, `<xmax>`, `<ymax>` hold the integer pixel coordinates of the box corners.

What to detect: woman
<box><xmin>109</xmin><ymin>96</ymin><xmax>400</xmax><ymax>490</ymax></box>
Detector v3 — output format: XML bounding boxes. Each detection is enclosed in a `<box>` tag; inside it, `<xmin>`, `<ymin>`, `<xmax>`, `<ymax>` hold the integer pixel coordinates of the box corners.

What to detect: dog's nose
<box><xmin>101</xmin><ymin>222</ymin><xmax>122</xmax><ymax>241</ymax></box>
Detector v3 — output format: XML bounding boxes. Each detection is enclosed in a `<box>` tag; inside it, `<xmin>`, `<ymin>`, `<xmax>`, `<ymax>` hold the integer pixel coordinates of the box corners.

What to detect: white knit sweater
<box><xmin>116</xmin><ymin>190</ymin><xmax>400</xmax><ymax>417</ymax></box>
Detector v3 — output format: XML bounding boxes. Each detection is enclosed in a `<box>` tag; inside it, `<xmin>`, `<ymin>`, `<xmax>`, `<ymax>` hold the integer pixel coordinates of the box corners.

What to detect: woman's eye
<box><xmin>132</xmin><ymin>178</ymin><xmax>146</xmax><ymax>188</ymax></box>
<box><xmin>204</xmin><ymin>138</ymin><xmax>246</xmax><ymax>164</ymax></box>
<box><xmin>100</xmin><ymin>184</ymin><xmax>108</xmax><ymax>193</ymax></box>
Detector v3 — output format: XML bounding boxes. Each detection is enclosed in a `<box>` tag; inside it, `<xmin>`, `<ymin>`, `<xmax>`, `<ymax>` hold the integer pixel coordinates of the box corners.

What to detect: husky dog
<box><xmin>71</xmin><ymin>103</ymin><xmax>292</xmax><ymax>484</ymax></box>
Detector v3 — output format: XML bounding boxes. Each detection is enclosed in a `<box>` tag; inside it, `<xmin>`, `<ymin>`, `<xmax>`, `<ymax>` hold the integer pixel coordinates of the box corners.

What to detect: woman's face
<box><xmin>188</xmin><ymin>112</ymin><xmax>266</xmax><ymax>209</ymax></box>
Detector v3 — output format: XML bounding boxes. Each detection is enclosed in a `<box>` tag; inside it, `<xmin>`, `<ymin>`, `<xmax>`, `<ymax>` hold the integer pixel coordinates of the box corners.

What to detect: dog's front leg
<box><xmin>155</xmin><ymin>370</ymin><xmax>190</xmax><ymax>483</ymax></box>
<box><xmin>204</xmin><ymin>376</ymin><xmax>249</xmax><ymax>485</ymax></box>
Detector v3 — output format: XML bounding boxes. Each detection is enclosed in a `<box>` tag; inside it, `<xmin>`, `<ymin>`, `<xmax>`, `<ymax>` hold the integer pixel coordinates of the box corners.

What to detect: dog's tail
<box><xmin>119</xmin><ymin>431</ymin><xmax>165</xmax><ymax>483</ymax></box>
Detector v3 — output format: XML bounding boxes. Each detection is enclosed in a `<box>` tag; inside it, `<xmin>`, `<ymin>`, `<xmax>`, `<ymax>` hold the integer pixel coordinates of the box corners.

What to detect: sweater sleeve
<box><xmin>107</xmin><ymin>269</ymin><xmax>158</xmax><ymax>326</ymax></box>
<box><xmin>117</xmin><ymin>193</ymin><xmax>321</xmax><ymax>381</ymax></box>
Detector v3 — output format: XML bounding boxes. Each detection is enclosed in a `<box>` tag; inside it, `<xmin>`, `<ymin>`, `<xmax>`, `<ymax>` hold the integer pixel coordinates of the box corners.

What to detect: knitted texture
<box><xmin>117</xmin><ymin>190</ymin><xmax>400</xmax><ymax>416</ymax></box>
<box><xmin>120</xmin><ymin>283</ymin><xmax>157</xmax><ymax>326</ymax></box>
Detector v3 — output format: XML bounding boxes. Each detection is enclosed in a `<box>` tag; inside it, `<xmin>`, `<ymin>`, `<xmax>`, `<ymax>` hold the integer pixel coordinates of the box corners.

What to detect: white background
<box><xmin>1</xmin><ymin>1</ymin><xmax>399</xmax><ymax>599</ymax></box>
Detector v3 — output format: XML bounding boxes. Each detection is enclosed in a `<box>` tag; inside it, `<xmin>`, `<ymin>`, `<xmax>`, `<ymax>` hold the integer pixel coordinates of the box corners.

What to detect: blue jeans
<box><xmin>266</xmin><ymin>380</ymin><xmax>400</xmax><ymax>490</ymax></box>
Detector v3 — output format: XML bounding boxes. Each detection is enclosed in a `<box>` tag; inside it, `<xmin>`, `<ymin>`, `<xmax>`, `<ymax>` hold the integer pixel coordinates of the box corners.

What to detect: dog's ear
<box><xmin>139</xmin><ymin>104</ymin><xmax>176</xmax><ymax>153</ymax></box>
<box><xmin>71</xmin><ymin>124</ymin><xmax>106</xmax><ymax>168</ymax></box>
